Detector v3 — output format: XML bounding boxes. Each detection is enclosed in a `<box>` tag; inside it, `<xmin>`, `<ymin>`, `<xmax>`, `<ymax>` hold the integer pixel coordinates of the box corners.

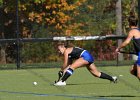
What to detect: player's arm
<box><xmin>61</xmin><ymin>49</ymin><xmax>69</xmax><ymax>71</ymax></box>
<box><xmin>55</xmin><ymin>49</ymin><xmax>69</xmax><ymax>82</ymax></box>
<box><xmin>116</xmin><ymin>31</ymin><xmax>134</xmax><ymax>52</ymax></box>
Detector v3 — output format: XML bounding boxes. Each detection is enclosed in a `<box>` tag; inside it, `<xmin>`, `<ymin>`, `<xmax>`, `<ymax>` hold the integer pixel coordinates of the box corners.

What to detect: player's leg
<box><xmin>55</xmin><ymin>65</ymin><xmax>70</xmax><ymax>83</ymax></box>
<box><xmin>133</xmin><ymin>52</ymin><xmax>140</xmax><ymax>80</ymax></box>
<box><xmin>137</xmin><ymin>65</ymin><xmax>140</xmax><ymax>80</ymax></box>
<box><xmin>87</xmin><ymin>63</ymin><xmax>117</xmax><ymax>83</ymax></box>
<box><xmin>130</xmin><ymin>63</ymin><xmax>137</xmax><ymax>77</ymax></box>
<box><xmin>54</xmin><ymin>58</ymin><xmax>88</xmax><ymax>86</ymax></box>
<box><xmin>136</xmin><ymin>52</ymin><xmax>140</xmax><ymax>80</ymax></box>
<box><xmin>86</xmin><ymin>63</ymin><xmax>101</xmax><ymax>77</ymax></box>
<box><xmin>55</xmin><ymin>58</ymin><xmax>72</xmax><ymax>83</ymax></box>
<box><xmin>61</xmin><ymin>58</ymin><xmax>89</xmax><ymax>82</ymax></box>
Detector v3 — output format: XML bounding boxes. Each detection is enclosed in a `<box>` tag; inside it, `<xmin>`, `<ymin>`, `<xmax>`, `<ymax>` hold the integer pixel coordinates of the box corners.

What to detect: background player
<box><xmin>116</xmin><ymin>16</ymin><xmax>140</xmax><ymax>80</ymax></box>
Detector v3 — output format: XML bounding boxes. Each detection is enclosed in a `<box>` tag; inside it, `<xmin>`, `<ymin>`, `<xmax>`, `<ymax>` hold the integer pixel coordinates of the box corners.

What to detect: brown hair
<box><xmin>128</xmin><ymin>16</ymin><xmax>138</xmax><ymax>26</ymax></box>
<box><xmin>57</xmin><ymin>41</ymin><xmax>74</xmax><ymax>48</ymax></box>
<box><xmin>57</xmin><ymin>41</ymin><xmax>65</xmax><ymax>45</ymax></box>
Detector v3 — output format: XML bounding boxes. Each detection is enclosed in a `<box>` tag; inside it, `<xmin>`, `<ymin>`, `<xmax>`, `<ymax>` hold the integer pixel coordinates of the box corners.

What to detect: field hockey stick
<box><xmin>54</xmin><ymin>71</ymin><xmax>63</xmax><ymax>83</ymax></box>
<box><xmin>119</xmin><ymin>50</ymin><xmax>137</xmax><ymax>55</ymax></box>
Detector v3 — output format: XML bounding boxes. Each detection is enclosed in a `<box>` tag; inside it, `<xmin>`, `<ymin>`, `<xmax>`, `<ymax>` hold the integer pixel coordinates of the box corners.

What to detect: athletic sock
<box><xmin>99</xmin><ymin>72</ymin><xmax>113</xmax><ymax>81</ymax></box>
<box><xmin>61</xmin><ymin>68</ymin><xmax>73</xmax><ymax>82</ymax></box>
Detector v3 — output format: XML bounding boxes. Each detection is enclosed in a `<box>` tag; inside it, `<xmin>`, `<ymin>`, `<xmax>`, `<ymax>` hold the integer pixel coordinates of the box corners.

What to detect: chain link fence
<box><xmin>0</xmin><ymin>0</ymin><xmax>138</xmax><ymax>69</ymax></box>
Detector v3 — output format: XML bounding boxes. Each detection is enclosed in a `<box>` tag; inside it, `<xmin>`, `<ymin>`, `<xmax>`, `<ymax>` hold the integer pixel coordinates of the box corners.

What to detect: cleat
<box><xmin>111</xmin><ymin>76</ymin><xmax>118</xmax><ymax>83</ymax></box>
<box><xmin>54</xmin><ymin>80</ymin><xmax>66</xmax><ymax>86</ymax></box>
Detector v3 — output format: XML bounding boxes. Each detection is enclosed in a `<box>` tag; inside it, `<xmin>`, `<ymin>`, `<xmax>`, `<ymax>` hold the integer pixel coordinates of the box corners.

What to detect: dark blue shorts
<box><xmin>136</xmin><ymin>52</ymin><xmax>140</xmax><ymax>66</ymax></box>
<box><xmin>80</xmin><ymin>50</ymin><xmax>94</xmax><ymax>64</ymax></box>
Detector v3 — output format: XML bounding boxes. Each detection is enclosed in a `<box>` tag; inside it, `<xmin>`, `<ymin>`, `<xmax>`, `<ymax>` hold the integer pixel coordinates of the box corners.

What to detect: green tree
<box><xmin>0</xmin><ymin>0</ymin><xmax>139</xmax><ymax>63</ymax></box>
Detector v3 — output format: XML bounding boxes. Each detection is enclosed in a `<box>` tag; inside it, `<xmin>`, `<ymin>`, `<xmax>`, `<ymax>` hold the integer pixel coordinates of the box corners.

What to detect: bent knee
<box><xmin>130</xmin><ymin>70</ymin><xmax>134</xmax><ymax>75</ymax></box>
<box><xmin>130</xmin><ymin>70</ymin><xmax>137</xmax><ymax>76</ymax></box>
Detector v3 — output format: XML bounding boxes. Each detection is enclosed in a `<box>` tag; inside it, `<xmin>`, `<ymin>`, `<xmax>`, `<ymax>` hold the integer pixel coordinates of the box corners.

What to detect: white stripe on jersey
<box><xmin>80</xmin><ymin>50</ymin><xmax>86</xmax><ymax>57</ymax></box>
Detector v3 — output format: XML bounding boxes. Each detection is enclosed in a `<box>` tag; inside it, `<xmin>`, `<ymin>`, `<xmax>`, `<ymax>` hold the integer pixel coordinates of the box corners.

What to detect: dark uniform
<box><xmin>133</xmin><ymin>28</ymin><xmax>140</xmax><ymax>66</ymax></box>
<box><xmin>68</xmin><ymin>47</ymin><xmax>94</xmax><ymax>64</ymax></box>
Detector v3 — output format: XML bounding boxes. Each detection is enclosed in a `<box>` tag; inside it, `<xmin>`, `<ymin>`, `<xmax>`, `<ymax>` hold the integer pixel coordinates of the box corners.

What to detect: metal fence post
<box><xmin>16</xmin><ymin>0</ymin><xmax>20</xmax><ymax>69</ymax></box>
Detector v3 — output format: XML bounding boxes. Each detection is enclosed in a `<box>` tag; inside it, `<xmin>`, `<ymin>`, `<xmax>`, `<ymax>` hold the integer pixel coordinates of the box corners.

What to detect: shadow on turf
<box><xmin>67</xmin><ymin>82</ymin><xmax>110</xmax><ymax>85</ymax></box>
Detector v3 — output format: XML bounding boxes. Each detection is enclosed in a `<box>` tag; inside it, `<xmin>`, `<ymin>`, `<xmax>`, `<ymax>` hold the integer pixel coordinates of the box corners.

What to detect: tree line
<box><xmin>0</xmin><ymin>0</ymin><xmax>138</xmax><ymax>64</ymax></box>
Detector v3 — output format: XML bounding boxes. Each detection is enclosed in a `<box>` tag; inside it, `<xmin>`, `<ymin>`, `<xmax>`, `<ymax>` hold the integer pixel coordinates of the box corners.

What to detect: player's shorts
<box><xmin>80</xmin><ymin>50</ymin><xmax>94</xmax><ymax>64</ymax></box>
<box><xmin>136</xmin><ymin>52</ymin><xmax>140</xmax><ymax>66</ymax></box>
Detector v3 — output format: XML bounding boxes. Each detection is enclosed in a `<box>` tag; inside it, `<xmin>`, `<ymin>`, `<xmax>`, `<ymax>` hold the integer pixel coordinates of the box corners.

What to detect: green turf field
<box><xmin>0</xmin><ymin>66</ymin><xmax>140</xmax><ymax>100</ymax></box>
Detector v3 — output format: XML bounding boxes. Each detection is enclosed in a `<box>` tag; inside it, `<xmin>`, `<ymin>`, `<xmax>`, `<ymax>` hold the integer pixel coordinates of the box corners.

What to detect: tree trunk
<box><xmin>0</xmin><ymin>46</ymin><xmax>6</xmax><ymax>64</ymax></box>
<box><xmin>116</xmin><ymin>0</ymin><xmax>123</xmax><ymax>61</ymax></box>
<box><xmin>0</xmin><ymin>6</ymin><xmax>7</xmax><ymax>64</ymax></box>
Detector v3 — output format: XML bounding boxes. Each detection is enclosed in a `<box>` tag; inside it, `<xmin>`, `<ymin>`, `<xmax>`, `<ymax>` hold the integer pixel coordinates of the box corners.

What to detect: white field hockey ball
<box><xmin>33</xmin><ymin>82</ymin><xmax>37</xmax><ymax>85</ymax></box>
